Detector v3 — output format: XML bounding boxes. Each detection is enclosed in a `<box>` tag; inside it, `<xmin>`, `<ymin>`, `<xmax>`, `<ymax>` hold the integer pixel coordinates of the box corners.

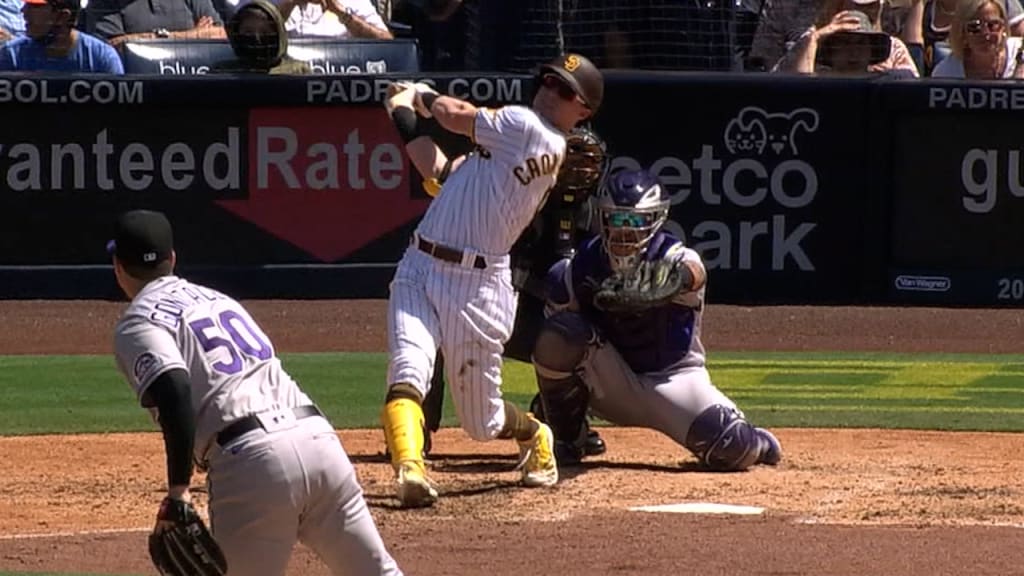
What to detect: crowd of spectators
<box><xmin>748</xmin><ymin>0</ymin><xmax>1024</xmax><ymax>78</ymax></box>
<box><xmin>0</xmin><ymin>0</ymin><xmax>1022</xmax><ymax>80</ymax></box>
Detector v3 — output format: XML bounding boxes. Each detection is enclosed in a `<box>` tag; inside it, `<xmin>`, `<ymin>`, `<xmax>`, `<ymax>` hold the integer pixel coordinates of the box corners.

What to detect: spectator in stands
<box><xmin>773</xmin><ymin>0</ymin><xmax>920</xmax><ymax>76</ymax></box>
<box><xmin>932</xmin><ymin>0</ymin><xmax>1024</xmax><ymax>77</ymax></box>
<box><xmin>891</xmin><ymin>0</ymin><xmax>925</xmax><ymax>73</ymax></box>
<box><xmin>923</xmin><ymin>0</ymin><xmax>960</xmax><ymax>71</ymax></box>
<box><xmin>749</xmin><ymin>0</ymin><xmax>938</xmax><ymax>72</ymax></box>
<box><xmin>267</xmin><ymin>0</ymin><xmax>391</xmax><ymax>38</ymax></box>
<box><xmin>209</xmin><ymin>0</ymin><xmax>309</xmax><ymax>72</ymax></box>
<box><xmin>748</xmin><ymin>0</ymin><xmax>816</xmax><ymax>70</ymax></box>
<box><xmin>923</xmin><ymin>0</ymin><xmax>1024</xmax><ymax>73</ymax></box>
<box><xmin>0</xmin><ymin>0</ymin><xmax>122</xmax><ymax>71</ymax></box>
<box><xmin>83</xmin><ymin>0</ymin><xmax>225</xmax><ymax>46</ymax></box>
<box><xmin>1</xmin><ymin>0</ymin><xmax>26</xmax><ymax>41</ymax></box>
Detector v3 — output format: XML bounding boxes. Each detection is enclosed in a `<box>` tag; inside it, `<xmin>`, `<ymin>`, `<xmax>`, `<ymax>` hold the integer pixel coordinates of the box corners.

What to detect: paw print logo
<box><xmin>723</xmin><ymin>107</ymin><xmax>820</xmax><ymax>157</ymax></box>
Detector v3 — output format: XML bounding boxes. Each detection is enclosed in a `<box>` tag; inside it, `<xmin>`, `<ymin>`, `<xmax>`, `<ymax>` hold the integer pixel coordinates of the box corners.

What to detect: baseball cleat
<box><xmin>395</xmin><ymin>461</ymin><xmax>439</xmax><ymax>508</ymax></box>
<box><xmin>756</xmin><ymin>428</ymin><xmax>782</xmax><ymax>466</ymax></box>
<box><xmin>517</xmin><ymin>421</ymin><xmax>559</xmax><ymax>487</ymax></box>
<box><xmin>584</xmin><ymin>429</ymin><xmax>606</xmax><ymax>456</ymax></box>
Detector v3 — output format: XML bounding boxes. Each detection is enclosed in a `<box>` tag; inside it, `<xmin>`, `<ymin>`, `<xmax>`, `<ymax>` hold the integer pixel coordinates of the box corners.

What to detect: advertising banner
<box><xmin>121</xmin><ymin>38</ymin><xmax>421</xmax><ymax>75</ymax></box>
<box><xmin>0</xmin><ymin>74</ymin><xmax>527</xmax><ymax>298</ymax></box>
<box><xmin>594</xmin><ymin>72</ymin><xmax>876</xmax><ymax>303</ymax></box>
<box><xmin>7</xmin><ymin>72</ymin><xmax>1014</xmax><ymax>306</ymax></box>
<box><xmin>885</xmin><ymin>82</ymin><xmax>1024</xmax><ymax>306</ymax></box>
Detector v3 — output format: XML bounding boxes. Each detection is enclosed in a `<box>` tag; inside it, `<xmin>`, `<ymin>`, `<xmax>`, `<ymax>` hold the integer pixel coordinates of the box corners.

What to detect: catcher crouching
<box><xmin>531</xmin><ymin>168</ymin><xmax>783</xmax><ymax>470</ymax></box>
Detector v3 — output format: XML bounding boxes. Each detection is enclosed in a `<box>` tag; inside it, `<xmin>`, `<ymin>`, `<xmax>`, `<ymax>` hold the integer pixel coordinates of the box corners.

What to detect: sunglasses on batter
<box><xmin>966</xmin><ymin>18</ymin><xmax>1004</xmax><ymax>34</ymax></box>
<box><xmin>542</xmin><ymin>74</ymin><xmax>589</xmax><ymax>108</ymax></box>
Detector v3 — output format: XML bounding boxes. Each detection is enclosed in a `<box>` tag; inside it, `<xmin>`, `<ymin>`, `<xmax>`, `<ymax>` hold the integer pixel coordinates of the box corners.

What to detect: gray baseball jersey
<box><xmin>114</xmin><ymin>275</ymin><xmax>402</xmax><ymax>576</ymax></box>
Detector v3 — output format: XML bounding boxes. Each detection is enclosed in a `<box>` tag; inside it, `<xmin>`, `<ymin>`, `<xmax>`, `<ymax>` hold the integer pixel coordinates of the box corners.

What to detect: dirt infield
<box><xmin>1</xmin><ymin>300</ymin><xmax>1023</xmax><ymax>576</ymax></box>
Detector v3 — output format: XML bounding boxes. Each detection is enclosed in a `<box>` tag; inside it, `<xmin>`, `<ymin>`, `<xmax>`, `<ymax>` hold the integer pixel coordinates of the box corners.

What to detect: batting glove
<box><xmin>412</xmin><ymin>82</ymin><xmax>439</xmax><ymax>118</ymax></box>
<box><xmin>384</xmin><ymin>81</ymin><xmax>416</xmax><ymax>114</ymax></box>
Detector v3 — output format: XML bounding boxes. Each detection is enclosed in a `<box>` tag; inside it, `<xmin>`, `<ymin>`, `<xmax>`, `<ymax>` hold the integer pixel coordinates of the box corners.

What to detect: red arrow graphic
<box><xmin>218</xmin><ymin>107</ymin><xmax>430</xmax><ymax>262</ymax></box>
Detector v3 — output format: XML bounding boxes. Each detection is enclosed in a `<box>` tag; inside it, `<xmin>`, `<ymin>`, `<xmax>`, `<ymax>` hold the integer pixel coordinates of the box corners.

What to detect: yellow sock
<box><xmin>381</xmin><ymin>398</ymin><xmax>426</xmax><ymax>467</ymax></box>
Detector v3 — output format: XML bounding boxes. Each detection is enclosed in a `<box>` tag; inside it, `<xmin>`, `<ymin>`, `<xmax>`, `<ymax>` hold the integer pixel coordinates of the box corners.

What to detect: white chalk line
<box><xmin>626</xmin><ymin>502</ymin><xmax>1024</xmax><ymax>529</ymax></box>
<box><xmin>0</xmin><ymin>526</ymin><xmax>149</xmax><ymax>540</ymax></box>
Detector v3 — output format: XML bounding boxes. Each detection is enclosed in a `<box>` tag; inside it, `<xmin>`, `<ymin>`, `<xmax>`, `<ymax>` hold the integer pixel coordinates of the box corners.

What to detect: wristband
<box><xmin>391</xmin><ymin>107</ymin><xmax>419</xmax><ymax>143</ymax></box>
<box><xmin>420</xmin><ymin>92</ymin><xmax>439</xmax><ymax>114</ymax></box>
<box><xmin>439</xmin><ymin>155</ymin><xmax>459</xmax><ymax>183</ymax></box>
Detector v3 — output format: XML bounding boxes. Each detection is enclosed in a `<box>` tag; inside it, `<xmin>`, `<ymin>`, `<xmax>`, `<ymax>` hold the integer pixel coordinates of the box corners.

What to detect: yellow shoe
<box><xmin>382</xmin><ymin>397</ymin><xmax>439</xmax><ymax>506</ymax></box>
<box><xmin>517</xmin><ymin>420</ymin><xmax>559</xmax><ymax>488</ymax></box>
<box><xmin>396</xmin><ymin>460</ymin><xmax>439</xmax><ymax>508</ymax></box>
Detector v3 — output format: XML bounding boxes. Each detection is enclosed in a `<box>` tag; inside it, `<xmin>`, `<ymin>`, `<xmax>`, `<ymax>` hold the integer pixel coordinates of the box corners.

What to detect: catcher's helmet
<box><xmin>596</xmin><ymin>169</ymin><xmax>670</xmax><ymax>272</ymax></box>
<box><xmin>558</xmin><ymin>126</ymin><xmax>608</xmax><ymax>197</ymax></box>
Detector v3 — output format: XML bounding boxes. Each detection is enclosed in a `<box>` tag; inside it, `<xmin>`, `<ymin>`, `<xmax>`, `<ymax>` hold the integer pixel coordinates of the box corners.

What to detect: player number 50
<box><xmin>189</xmin><ymin>311</ymin><xmax>272</xmax><ymax>375</ymax></box>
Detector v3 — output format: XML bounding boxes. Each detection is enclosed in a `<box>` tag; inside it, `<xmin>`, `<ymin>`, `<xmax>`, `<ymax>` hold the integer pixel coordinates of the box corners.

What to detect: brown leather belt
<box><xmin>416</xmin><ymin>236</ymin><xmax>487</xmax><ymax>269</ymax></box>
<box><xmin>216</xmin><ymin>405</ymin><xmax>324</xmax><ymax>446</ymax></box>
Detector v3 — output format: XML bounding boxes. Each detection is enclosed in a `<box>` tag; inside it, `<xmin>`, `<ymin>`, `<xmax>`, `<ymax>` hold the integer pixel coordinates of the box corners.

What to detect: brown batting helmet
<box><xmin>536</xmin><ymin>53</ymin><xmax>604</xmax><ymax>114</ymax></box>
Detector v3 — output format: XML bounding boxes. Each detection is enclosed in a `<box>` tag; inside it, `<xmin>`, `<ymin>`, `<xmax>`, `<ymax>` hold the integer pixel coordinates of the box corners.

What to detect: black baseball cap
<box><xmin>536</xmin><ymin>53</ymin><xmax>604</xmax><ymax>114</ymax></box>
<box><xmin>106</xmin><ymin>210</ymin><xmax>174</xmax><ymax>267</ymax></box>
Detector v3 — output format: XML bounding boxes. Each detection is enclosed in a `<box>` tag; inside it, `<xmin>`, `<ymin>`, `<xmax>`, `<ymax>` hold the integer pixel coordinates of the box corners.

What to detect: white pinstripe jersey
<box><xmin>414</xmin><ymin>105</ymin><xmax>567</xmax><ymax>257</ymax></box>
<box><xmin>113</xmin><ymin>276</ymin><xmax>312</xmax><ymax>460</ymax></box>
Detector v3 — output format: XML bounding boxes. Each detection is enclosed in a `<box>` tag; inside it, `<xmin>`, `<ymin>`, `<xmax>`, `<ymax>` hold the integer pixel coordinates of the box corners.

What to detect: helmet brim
<box><xmin>537</xmin><ymin>65</ymin><xmax>592</xmax><ymax>109</ymax></box>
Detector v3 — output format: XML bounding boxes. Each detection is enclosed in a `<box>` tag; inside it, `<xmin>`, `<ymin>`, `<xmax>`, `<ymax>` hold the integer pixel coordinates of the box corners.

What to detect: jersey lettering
<box><xmin>149</xmin><ymin>285</ymin><xmax>224</xmax><ymax>328</ymax></box>
<box><xmin>189</xmin><ymin>310</ymin><xmax>273</xmax><ymax>375</ymax></box>
<box><xmin>513</xmin><ymin>153</ymin><xmax>561</xmax><ymax>186</ymax></box>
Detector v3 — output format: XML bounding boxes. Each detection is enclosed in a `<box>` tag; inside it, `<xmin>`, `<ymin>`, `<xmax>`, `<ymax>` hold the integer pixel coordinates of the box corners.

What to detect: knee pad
<box><xmin>684</xmin><ymin>404</ymin><xmax>765</xmax><ymax>472</ymax></box>
<box><xmin>531</xmin><ymin>311</ymin><xmax>594</xmax><ymax>376</ymax></box>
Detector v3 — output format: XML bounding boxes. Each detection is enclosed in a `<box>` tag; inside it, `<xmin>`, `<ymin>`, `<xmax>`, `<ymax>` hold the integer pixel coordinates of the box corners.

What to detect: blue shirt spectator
<box><xmin>0</xmin><ymin>0</ymin><xmax>122</xmax><ymax>72</ymax></box>
<box><xmin>1</xmin><ymin>0</ymin><xmax>26</xmax><ymax>39</ymax></box>
<box><xmin>0</xmin><ymin>29</ymin><xmax>122</xmax><ymax>72</ymax></box>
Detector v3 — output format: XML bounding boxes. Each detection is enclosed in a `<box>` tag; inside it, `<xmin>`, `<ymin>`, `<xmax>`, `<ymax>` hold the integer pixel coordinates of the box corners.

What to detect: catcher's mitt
<box><xmin>593</xmin><ymin>257</ymin><xmax>687</xmax><ymax>314</ymax></box>
<box><xmin>148</xmin><ymin>498</ymin><xmax>227</xmax><ymax>576</ymax></box>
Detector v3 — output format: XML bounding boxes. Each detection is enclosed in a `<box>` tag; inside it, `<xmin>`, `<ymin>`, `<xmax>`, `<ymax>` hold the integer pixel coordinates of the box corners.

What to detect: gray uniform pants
<box><xmin>581</xmin><ymin>341</ymin><xmax>737</xmax><ymax>447</ymax></box>
<box><xmin>207</xmin><ymin>414</ymin><xmax>402</xmax><ymax>576</ymax></box>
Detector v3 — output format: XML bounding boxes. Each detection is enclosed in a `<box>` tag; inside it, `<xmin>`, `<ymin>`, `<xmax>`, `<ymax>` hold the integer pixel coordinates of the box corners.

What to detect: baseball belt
<box><xmin>415</xmin><ymin>235</ymin><xmax>487</xmax><ymax>269</ymax></box>
<box><xmin>216</xmin><ymin>405</ymin><xmax>324</xmax><ymax>446</ymax></box>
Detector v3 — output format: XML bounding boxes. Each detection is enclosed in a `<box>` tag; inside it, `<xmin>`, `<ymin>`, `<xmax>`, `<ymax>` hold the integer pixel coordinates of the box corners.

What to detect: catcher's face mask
<box><xmin>559</xmin><ymin>129</ymin><xmax>608</xmax><ymax>195</ymax></box>
<box><xmin>597</xmin><ymin>169</ymin><xmax>670</xmax><ymax>271</ymax></box>
<box><xmin>601</xmin><ymin>208</ymin><xmax>669</xmax><ymax>259</ymax></box>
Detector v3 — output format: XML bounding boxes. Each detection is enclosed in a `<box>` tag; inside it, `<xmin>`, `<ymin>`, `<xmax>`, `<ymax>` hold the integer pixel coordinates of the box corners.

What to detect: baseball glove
<box><xmin>593</xmin><ymin>257</ymin><xmax>687</xmax><ymax>314</ymax></box>
<box><xmin>148</xmin><ymin>498</ymin><xmax>227</xmax><ymax>576</ymax></box>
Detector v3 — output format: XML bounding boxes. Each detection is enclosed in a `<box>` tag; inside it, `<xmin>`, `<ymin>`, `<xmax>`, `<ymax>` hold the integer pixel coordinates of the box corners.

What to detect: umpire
<box><xmin>418</xmin><ymin>125</ymin><xmax>611</xmax><ymax>460</ymax></box>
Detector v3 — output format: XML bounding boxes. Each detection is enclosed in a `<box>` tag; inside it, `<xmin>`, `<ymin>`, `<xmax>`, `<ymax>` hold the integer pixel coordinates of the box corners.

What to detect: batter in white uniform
<box><xmin>109</xmin><ymin>209</ymin><xmax>402</xmax><ymax>576</ymax></box>
<box><xmin>379</xmin><ymin>53</ymin><xmax>605</xmax><ymax>508</ymax></box>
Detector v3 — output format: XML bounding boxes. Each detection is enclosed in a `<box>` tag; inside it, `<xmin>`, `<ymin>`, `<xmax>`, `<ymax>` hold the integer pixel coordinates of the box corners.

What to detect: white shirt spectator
<box><xmin>0</xmin><ymin>0</ymin><xmax>25</xmax><ymax>38</ymax></box>
<box><xmin>279</xmin><ymin>0</ymin><xmax>385</xmax><ymax>38</ymax></box>
<box><xmin>932</xmin><ymin>35</ymin><xmax>1023</xmax><ymax>77</ymax></box>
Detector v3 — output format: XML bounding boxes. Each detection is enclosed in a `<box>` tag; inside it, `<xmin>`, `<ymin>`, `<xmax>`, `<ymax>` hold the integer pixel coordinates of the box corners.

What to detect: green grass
<box><xmin>3</xmin><ymin>351</ymin><xmax>1024</xmax><ymax>436</ymax></box>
